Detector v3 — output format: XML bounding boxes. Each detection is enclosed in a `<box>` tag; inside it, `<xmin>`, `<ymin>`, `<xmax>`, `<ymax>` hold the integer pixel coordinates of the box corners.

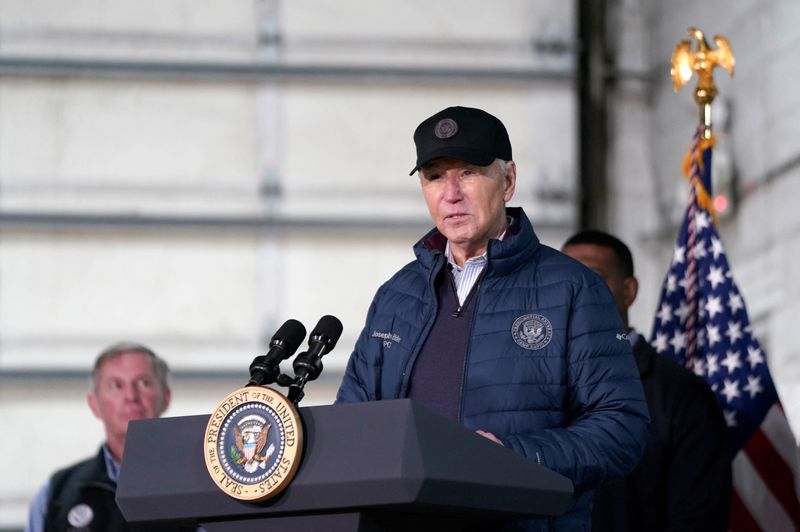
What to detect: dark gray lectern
<box><xmin>117</xmin><ymin>399</ymin><xmax>573</xmax><ymax>531</ymax></box>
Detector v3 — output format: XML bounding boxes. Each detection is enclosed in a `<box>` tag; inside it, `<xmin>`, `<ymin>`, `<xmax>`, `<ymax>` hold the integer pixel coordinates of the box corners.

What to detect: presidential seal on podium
<box><xmin>204</xmin><ymin>386</ymin><xmax>303</xmax><ymax>501</ymax></box>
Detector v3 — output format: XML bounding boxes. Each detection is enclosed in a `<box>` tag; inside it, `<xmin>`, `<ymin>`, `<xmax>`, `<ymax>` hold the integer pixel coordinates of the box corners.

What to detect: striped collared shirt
<box><xmin>445</xmin><ymin>227</ymin><xmax>507</xmax><ymax>305</ymax></box>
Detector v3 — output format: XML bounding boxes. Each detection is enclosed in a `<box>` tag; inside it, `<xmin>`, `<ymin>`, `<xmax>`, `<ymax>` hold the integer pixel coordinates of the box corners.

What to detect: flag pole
<box><xmin>667</xmin><ymin>27</ymin><xmax>735</xmax><ymax>367</ymax></box>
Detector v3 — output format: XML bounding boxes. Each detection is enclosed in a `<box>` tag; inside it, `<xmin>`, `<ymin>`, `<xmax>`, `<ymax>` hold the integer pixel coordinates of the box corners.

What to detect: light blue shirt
<box><xmin>25</xmin><ymin>445</ymin><xmax>119</xmax><ymax>532</ymax></box>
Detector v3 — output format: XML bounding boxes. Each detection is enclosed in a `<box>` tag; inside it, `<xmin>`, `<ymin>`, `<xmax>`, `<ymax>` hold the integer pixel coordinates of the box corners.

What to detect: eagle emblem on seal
<box><xmin>232</xmin><ymin>414</ymin><xmax>275</xmax><ymax>473</ymax></box>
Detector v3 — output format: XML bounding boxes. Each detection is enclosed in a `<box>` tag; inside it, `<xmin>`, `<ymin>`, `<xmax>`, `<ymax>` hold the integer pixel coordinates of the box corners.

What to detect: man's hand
<box><xmin>475</xmin><ymin>429</ymin><xmax>504</xmax><ymax>445</ymax></box>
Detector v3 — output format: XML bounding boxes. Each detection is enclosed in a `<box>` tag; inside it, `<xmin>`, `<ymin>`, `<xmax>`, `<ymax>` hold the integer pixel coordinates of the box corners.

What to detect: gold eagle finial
<box><xmin>671</xmin><ymin>27</ymin><xmax>734</xmax><ymax>101</ymax></box>
<box><xmin>670</xmin><ymin>27</ymin><xmax>735</xmax><ymax>133</ymax></box>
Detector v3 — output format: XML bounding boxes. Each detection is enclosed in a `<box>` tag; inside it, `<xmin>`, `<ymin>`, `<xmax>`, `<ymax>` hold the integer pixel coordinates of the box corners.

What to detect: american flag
<box><xmin>650</xmin><ymin>127</ymin><xmax>800</xmax><ymax>530</ymax></box>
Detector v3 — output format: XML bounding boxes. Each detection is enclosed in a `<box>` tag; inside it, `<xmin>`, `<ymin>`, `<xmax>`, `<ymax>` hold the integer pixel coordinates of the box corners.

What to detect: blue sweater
<box><xmin>337</xmin><ymin>207</ymin><xmax>649</xmax><ymax>530</ymax></box>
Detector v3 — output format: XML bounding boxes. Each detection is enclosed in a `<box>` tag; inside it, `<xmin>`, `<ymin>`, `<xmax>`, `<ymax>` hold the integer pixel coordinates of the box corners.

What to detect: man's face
<box><xmin>419</xmin><ymin>157</ymin><xmax>516</xmax><ymax>264</ymax></box>
<box><xmin>562</xmin><ymin>243</ymin><xmax>637</xmax><ymax>325</ymax></box>
<box><xmin>88</xmin><ymin>351</ymin><xmax>171</xmax><ymax>443</ymax></box>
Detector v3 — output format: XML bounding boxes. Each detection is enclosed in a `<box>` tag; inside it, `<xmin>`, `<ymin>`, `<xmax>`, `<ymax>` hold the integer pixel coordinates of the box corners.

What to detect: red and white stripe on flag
<box><xmin>730</xmin><ymin>403</ymin><xmax>800</xmax><ymax>531</ymax></box>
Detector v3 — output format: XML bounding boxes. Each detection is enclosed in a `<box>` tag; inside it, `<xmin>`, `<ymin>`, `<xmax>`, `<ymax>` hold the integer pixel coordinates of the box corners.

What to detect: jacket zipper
<box><xmin>448</xmin><ymin>270</ymin><xmax>463</xmax><ymax>317</ymax></box>
<box><xmin>455</xmin><ymin>268</ymin><xmax>487</xmax><ymax>423</ymax></box>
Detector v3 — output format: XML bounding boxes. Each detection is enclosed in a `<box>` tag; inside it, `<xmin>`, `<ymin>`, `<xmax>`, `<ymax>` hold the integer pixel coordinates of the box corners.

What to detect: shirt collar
<box><xmin>445</xmin><ymin>242</ymin><xmax>488</xmax><ymax>271</ymax></box>
<box><xmin>101</xmin><ymin>443</ymin><xmax>121</xmax><ymax>483</ymax></box>
<box><xmin>444</xmin><ymin>220</ymin><xmax>509</xmax><ymax>270</ymax></box>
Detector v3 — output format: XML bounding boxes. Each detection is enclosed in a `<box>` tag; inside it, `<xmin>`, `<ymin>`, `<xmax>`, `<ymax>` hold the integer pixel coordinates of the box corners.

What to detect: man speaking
<box><xmin>336</xmin><ymin>106</ymin><xmax>649</xmax><ymax>530</ymax></box>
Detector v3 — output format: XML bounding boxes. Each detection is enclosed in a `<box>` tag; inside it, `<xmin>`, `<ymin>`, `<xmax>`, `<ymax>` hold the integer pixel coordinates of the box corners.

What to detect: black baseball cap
<box><xmin>409</xmin><ymin>106</ymin><xmax>512</xmax><ymax>175</ymax></box>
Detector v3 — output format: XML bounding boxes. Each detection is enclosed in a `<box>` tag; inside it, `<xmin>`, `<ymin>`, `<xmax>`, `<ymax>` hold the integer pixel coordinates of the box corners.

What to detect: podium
<box><xmin>117</xmin><ymin>399</ymin><xmax>573</xmax><ymax>531</ymax></box>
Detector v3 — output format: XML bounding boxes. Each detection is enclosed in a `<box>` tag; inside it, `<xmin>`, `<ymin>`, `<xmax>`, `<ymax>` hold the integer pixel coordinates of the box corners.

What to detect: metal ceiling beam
<box><xmin>0</xmin><ymin>55</ymin><xmax>574</xmax><ymax>84</ymax></box>
<box><xmin>0</xmin><ymin>211</ymin><xmax>430</xmax><ymax>233</ymax></box>
<box><xmin>0</xmin><ymin>211</ymin><xmax>567</xmax><ymax>233</ymax></box>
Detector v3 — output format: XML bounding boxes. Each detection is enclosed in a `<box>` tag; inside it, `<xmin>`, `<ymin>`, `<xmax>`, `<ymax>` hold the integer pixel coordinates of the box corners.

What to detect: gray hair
<box><xmin>495</xmin><ymin>159</ymin><xmax>509</xmax><ymax>176</ymax></box>
<box><xmin>90</xmin><ymin>341</ymin><xmax>170</xmax><ymax>393</ymax></box>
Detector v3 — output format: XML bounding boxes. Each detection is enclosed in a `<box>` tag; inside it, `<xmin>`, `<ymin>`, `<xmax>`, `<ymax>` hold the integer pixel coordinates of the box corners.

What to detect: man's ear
<box><xmin>623</xmin><ymin>276</ymin><xmax>639</xmax><ymax>308</ymax></box>
<box><xmin>503</xmin><ymin>161</ymin><xmax>517</xmax><ymax>202</ymax></box>
<box><xmin>87</xmin><ymin>392</ymin><xmax>101</xmax><ymax>420</ymax></box>
<box><xmin>160</xmin><ymin>387</ymin><xmax>172</xmax><ymax>415</ymax></box>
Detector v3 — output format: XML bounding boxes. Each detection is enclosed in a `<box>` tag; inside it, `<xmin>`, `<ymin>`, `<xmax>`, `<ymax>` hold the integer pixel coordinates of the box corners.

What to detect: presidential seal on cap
<box><xmin>204</xmin><ymin>386</ymin><xmax>303</xmax><ymax>501</ymax></box>
<box><xmin>409</xmin><ymin>106</ymin><xmax>512</xmax><ymax>175</ymax></box>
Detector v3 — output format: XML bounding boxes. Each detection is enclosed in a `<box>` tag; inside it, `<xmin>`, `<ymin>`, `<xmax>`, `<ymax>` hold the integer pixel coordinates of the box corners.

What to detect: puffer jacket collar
<box><xmin>413</xmin><ymin>206</ymin><xmax>540</xmax><ymax>277</ymax></box>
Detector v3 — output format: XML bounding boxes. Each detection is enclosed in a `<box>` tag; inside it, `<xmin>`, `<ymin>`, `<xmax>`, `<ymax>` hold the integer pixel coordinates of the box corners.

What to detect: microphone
<box><xmin>247</xmin><ymin>319</ymin><xmax>306</xmax><ymax>386</ymax></box>
<box><xmin>290</xmin><ymin>315</ymin><xmax>343</xmax><ymax>390</ymax></box>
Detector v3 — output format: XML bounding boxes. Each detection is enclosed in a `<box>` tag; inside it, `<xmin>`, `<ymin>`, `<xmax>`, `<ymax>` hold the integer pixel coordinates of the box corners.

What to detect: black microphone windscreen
<box><xmin>272</xmin><ymin>319</ymin><xmax>307</xmax><ymax>352</ymax></box>
<box><xmin>311</xmin><ymin>315</ymin><xmax>344</xmax><ymax>349</ymax></box>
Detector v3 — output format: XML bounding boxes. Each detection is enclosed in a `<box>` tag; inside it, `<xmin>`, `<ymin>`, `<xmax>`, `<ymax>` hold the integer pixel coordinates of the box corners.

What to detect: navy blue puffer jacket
<box><xmin>337</xmin><ymin>207</ymin><xmax>649</xmax><ymax>530</ymax></box>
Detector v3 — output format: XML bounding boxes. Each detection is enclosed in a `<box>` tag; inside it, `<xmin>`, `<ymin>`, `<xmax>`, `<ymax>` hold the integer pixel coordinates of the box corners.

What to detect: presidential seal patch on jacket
<box><xmin>512</xmin><ymin>313</ymin><xmax>553</xmax><ymax>350</ymax></box>
<box><xmin>204</xmin><ymin>386</ymin><xmax>303</xmax><ymax>501</ymax></box>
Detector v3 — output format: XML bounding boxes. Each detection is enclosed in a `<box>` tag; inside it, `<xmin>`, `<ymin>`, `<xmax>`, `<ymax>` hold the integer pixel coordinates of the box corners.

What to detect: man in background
<box><xmin>26</xmin><ymin>341</ymin><xmax>181</xmax><ymax>532</ymax></box>
<box><xmin>563</xmin><ymin>229</ymin><xmax>731</xmax><ymax>531</ymax></box>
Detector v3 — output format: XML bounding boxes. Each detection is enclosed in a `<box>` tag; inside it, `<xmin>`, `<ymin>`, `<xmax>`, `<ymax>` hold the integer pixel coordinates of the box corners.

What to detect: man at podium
<box><xmin>337</xmin><ymin>106</ymin><xmax>650</xmax><ymax>531</ymax></box>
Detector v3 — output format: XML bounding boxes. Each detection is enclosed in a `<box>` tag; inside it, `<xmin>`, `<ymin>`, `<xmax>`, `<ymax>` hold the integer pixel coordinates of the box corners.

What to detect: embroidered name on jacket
<box><xmin>512</xmin><ymin>314</ymin><xmax>553</xmax><ymax>350</ymax></box>
<box><xmin>371</xmin><ymin>330</ymin><xmax>401</xmax><ymax>348</ymax></box>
